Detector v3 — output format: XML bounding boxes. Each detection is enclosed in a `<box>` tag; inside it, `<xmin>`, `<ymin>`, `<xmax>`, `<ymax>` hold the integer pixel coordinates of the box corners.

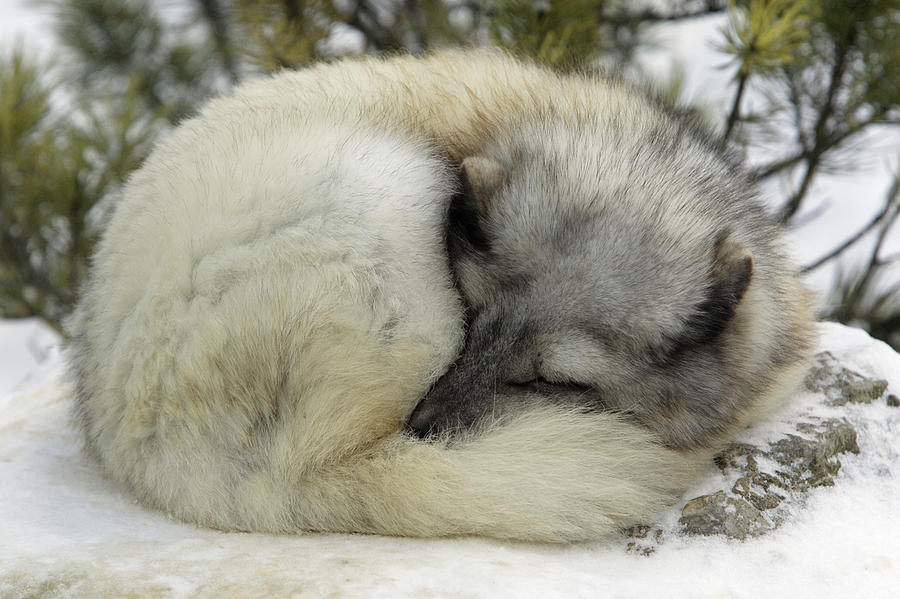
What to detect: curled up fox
<box><xmin>67</xmin><ymin>50</ymin><xmax>816</xmax><ymax>542</ymax></box>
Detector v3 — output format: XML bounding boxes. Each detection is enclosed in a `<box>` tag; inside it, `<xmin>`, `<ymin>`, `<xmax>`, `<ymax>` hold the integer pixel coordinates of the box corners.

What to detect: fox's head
<box><xmin>407</xmin><ymin>117</ymin><xmax>796</xmax><ymax>448</ymax></box>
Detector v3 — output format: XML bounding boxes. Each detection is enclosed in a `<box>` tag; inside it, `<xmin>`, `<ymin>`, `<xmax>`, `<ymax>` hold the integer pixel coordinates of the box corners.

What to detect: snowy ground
<box><xmin>0</xmin><ymin>320</ymin><xmax>898</xmax><ymax>598</ymax></box>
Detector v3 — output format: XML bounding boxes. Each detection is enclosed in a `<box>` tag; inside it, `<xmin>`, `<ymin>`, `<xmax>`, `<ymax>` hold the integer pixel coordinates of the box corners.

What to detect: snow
<box><xmin>0</xmin><ymin>318</ymin><xmax>62</xmax><ymax>397</ymax></box>
<box><xmin>0</xmin><ymin>0</ymin><xmax>57</xmax><ymax>57</ymax></box>
<box><xmin>0</xmin><ymin>320</ymin><xmax>898</xmax><ymax>598</ymax></box>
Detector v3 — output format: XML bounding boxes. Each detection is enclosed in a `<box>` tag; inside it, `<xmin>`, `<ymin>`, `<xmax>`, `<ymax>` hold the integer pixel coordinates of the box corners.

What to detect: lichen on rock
<box><xmin>679</xmin><ymin>491</ymin><xmax>777</xmax><ymax>539</ymax></box>
<box><xmin>767</xmin><ymin>419</ymin><xmax>859</xmax><ymax>490</ymax></box>
<box><xmin>804</xmin><ymin>351</ymin><xmax>888</xmax><ymax>406</ymax></box>
<box><xmin>670</xmin><ymin>350</ymin><xmax>887</xmax><ymax>541</ymax></box>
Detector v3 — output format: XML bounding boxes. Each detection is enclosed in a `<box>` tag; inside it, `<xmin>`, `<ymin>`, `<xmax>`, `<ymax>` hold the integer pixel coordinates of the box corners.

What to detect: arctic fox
<box><xmin>408</xmin><ymin>121</ymin><xmax>815</xmax><ymax>451</ymax></box>
<box><xmin>68</xmin><ymin>51</ymin><xmax>815</xmax><ymax>542</ymax></box>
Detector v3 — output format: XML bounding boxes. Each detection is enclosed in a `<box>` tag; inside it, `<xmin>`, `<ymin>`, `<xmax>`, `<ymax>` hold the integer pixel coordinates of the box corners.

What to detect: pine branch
<box><xmin>601</xmin><ymin>2</ymin><xmax>727</xmax><ymax>25</ymax></box>
<box><xmin>0</xmin><ymin>225</ymin><xmax>70</xmax><ymax>308</ymax></box>
<box><xmin>802</xmin><ymin>176</ymin><xmax>900</xmax><ymax>272</ymax></box>
<box><xmin>281</xmin><ymin>0</ymin><xmax>301</xmax><ymax>22</ymax></box>
<box><xmin>830</xmin><ymin>173</ymin><xmax>900</xmax><ymax>323</ymax></box>
<box><xmin>752</xmin><ymin>112</ymin><xmax>897</xmax><ymax>180</ymax></box>
<box><xmin>878</xmin><ymin>252</ymin><xmax>900</xmax><ymax>266</ymax></box>
<box><xmin>723</xmin><ymin>71</ymin><xmax>748</xmax><ymax>141</ymax></box>
<box><xmin>197</xmin><ymin>0</ymin><xmax>239</xmax><ymax>84</ymax></box>
<box><xmin>777</xmin><ymin>25</ymin><xmax>857</xmax><ymax>223</ymax></box>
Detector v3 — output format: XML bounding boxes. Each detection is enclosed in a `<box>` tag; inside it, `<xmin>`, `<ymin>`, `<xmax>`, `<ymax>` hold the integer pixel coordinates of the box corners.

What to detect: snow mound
<box><xmin>1</xmin><ymin>321</ymin><xmax>898</xmax><ymax>598</ymax></box>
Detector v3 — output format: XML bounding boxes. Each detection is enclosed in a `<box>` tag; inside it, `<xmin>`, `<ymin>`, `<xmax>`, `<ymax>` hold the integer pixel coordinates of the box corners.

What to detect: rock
<box><xmin>887</xmin><ymin>394</ymin><xmax>899</xmax><ymax>407</ymax></box>
<box><xmin>679</xmin><ymin>492</ymin><xmax>777</xmax><ymax>539</ymax></box>
<box><xmin>679</xmin><ymin>418</ymin><xmax>859</xmax><ymax>539</ymax></box>
<box><xmin>673</xmin><ymin>350</ymin><xmax>882</xmax><ymax>541</ymax></box>
<box><xmin>767</xmin><ymin>419</ymin><xmax>859</xmax><ymax>490</ymax></box>
<box><xmin>731</xmin><ymin>473</ymin><xmax>785</xmax><ymax>511</ymax></box>
<box><xmin>804</xmin><ymin>351</ymin><xmax>888</xmax><ymax>405</ymax></box>
<box><xmin>714</xmin><ymin>443</ymin><xmax>760</xmax><ymax>473</ymax></box>
<box><xmin>623</xmin><ymin>525</ymin><xmax>664</xmax><ymax>556</ymax></box>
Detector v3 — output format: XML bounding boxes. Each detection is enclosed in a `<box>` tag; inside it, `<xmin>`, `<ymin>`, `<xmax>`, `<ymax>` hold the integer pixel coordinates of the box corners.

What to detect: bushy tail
<box><xmin>285</xmin><ymin>406</ymin><xmax>708</xmax><ymax>542</ymax></box>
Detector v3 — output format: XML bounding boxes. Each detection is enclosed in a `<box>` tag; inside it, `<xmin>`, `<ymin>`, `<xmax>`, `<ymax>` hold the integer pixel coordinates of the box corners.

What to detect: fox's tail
<box><xmin>215</xmin><ymin>406</ymin><xmax>708</xmax><ymax>543</ymax></box>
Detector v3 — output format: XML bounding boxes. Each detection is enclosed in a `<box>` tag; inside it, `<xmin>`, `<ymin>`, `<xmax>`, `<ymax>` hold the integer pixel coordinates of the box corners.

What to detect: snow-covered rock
<box><xmin>673</xmin><ymin>351</ymin><xmax>893</xmax><ymax>542</ymax></box>
<box><xmin>1</xmin><ymin>321</ymin><xmax>898</xmax><ymax>598</ymax></box>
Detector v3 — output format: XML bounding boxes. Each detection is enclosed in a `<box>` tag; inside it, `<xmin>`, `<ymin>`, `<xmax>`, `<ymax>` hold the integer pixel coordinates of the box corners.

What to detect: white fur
<box><xmin>68</xmin><ymin>51</ymin><xmax>808</xmax><ymax>542</ymax></box>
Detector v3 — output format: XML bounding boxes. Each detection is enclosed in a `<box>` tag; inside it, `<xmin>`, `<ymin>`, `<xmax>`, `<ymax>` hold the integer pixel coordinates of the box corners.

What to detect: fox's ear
<box><xmin>460</xmin><ymin>156</ymin><xmax>506</xmax><ymax>213</ymax></box>
<box><xmin>685</xmin><ymin>230</ymin><xmax>754</xmax><ymax>344</ymax></box>
<box><xmin>711</xmin><ymin>230</ymin><xmax>754</xmax><ymax>303</ymax></box>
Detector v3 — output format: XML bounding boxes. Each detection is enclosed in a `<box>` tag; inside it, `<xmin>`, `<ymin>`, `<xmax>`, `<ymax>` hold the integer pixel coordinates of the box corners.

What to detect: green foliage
<box><xmin>0</xmin><ymin>47</ymin><xmax>164</xmax><ymax>328</ymax></box>
<box><xmin>232</xmin><ymin>0</ymin><xmax>336</xmax><ymax>70</ymax></box>
<box><xmin>722</xmin><ymin>0</ymin><xmax>899</xmax><ymax>170</ymax></box>
<box><xmin>488</xmin><ymin>0</ymin><xmax>602</xmax><ymax>68</ymax></box>
<box><xmin>720</xmin><ymin>0</ymin><xmax>900</xmax><ymax>345</ymax></box>
<box><xmin>48</xmin><ymin>0</ymin><xmax>222</xmax><ymax>122</ymax></box>
<box><xmin>812</xmin><ymin>0</ymin><xmax>900</xmax><ymax>119</ymax></box>
<box><xmin>719</xmin><ymin>0</ymin><xmax>816</xmax><ymax>77</ymax></box>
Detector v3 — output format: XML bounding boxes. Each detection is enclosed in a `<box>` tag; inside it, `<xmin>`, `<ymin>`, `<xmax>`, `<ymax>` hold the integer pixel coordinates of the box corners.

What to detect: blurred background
<box><xmin>0</xmin><ymin>0</ymin><xmax>898</xmax><ymax>355</ymax></box>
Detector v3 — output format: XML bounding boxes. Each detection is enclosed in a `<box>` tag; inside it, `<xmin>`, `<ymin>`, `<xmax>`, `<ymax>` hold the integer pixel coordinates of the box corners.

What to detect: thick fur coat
<box><xmin>68</xmin><ymin>51</ymin><xmax>815</xmax><ymax>542</ymax></box>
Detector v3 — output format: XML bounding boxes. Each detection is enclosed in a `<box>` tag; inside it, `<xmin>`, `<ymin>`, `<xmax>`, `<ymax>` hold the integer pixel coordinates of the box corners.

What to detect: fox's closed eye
<box><xmin>508</xmin><ymin>377</ymin><xmax>591</xmax><ymax>392</ymax></box>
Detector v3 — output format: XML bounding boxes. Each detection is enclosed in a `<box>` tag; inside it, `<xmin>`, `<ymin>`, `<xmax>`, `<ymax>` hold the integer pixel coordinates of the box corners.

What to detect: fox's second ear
<box><xmin>711</xmin><ymin>230</ymin><xmax>754</xmax><ymax>304</ymax></box>
<box><xmin>686</xmin><ymin>230</ymin><xmax>754</xmax><ymax>344</ymax></box>
<box><xmin>459</xmin><ymin>156</ymin><xmax>506</xmax><ymax>214</ymax></box>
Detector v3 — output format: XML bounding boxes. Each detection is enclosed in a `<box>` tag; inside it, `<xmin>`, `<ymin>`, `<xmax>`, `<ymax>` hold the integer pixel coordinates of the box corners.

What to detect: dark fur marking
<box><xmin>447</xmin><ymin>167</ymin><xmax>491</xmax><ymax>254</ymax></box>
<box><xmin>661</xmin><ymin>233</ymin><xmax>753</xmax><ymax>364</ymax></box>
<box><xmin>684</xmin><ymin>262</ymin><xmax>751</xmax><ymax>344</ymax></box>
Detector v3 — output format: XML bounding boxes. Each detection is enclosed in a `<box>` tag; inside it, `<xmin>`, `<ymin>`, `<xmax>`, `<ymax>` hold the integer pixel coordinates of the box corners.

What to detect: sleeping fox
<box><xmin>68</xmin><ymin>50</ymin><xmax>815</xmax><ymax>542</ymax></box>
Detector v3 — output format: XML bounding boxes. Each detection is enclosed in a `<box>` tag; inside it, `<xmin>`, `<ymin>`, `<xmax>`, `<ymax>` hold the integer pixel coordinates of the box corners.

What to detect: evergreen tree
<box><xmin>718</xmin><ymin>0</ymin><xmax>900</xmax><ymax>342</ymax></box>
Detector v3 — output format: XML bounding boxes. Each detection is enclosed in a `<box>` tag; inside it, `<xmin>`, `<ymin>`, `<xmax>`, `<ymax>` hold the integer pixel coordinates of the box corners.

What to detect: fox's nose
<box><xmin>406</xmin><ymin>399</ymin><xmax>439</xmax><ymax>438</ymax></box>
<box><xmin>407</xmin><ymin>362</ymin><xmax>466</xmax><ymax>439</ymax></box>
<box><xmin>406</xmin><ymin>349</ymin><xmax>498</xmax><ymax>439</ymax></box>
